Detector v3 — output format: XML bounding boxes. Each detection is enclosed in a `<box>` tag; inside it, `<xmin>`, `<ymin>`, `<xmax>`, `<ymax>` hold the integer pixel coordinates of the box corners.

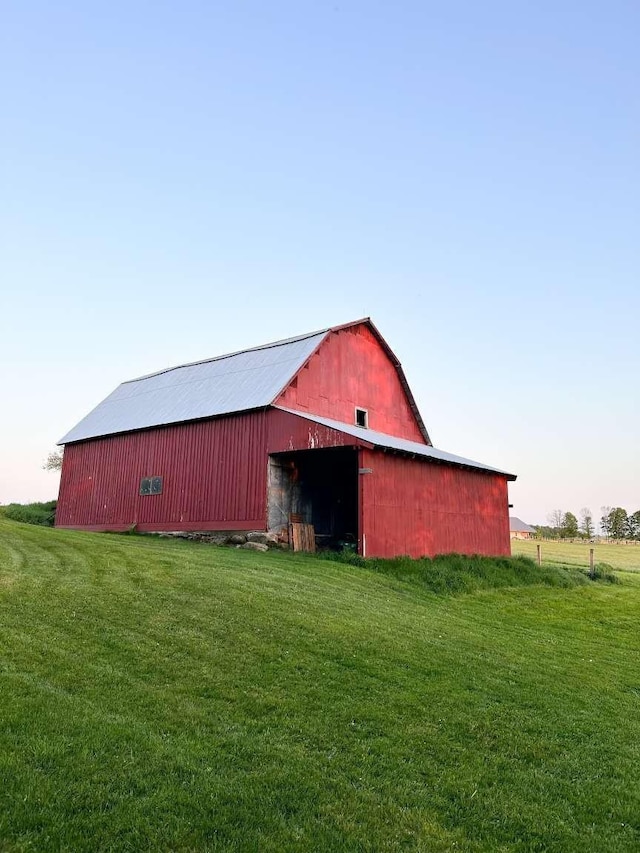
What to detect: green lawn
<box><xmin>1</xmin><ymin>520</ymin><xmax>639</xmax><ymax>852</ymax></box>
<box><xmin>511</xmin><ymin>538</ymin><xmax>640</xmax><ymax>573</ymax></box>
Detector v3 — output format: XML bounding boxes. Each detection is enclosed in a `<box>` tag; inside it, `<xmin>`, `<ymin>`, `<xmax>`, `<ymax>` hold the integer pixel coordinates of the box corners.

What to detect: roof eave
<box><xmin>57</xmin><ymin>405</ymin><xmax>272</xmax><ymax>447</ymax></box>
<box><xmin>376</xmin><ymin>443</ymin><xmax>516</xmax><ymax>479</ymax></box>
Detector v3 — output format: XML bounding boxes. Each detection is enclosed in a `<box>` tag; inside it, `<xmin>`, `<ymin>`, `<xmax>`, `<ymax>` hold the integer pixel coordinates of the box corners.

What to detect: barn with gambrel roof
<box><xmin>56</xmin><ymin>318</ymin><xmax>516</xmax><ymax>557</ymax></box>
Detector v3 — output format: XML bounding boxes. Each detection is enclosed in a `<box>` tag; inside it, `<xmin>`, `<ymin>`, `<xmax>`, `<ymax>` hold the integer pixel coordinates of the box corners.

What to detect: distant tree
<box><xmin>600</xmin><ymin>506</ymin><xmax>612</xmax><ymax>538</ymax></box>
<box><xmin>547</xmin><ymin>509</ymin><xmax>564</xmax><ymax>538</ymax></box>
<box><xmin>43</xmin><ymin>449</ymin><xmax>63</xmax><ymax>471</ymax></box>
<box><xmin>628</xmin><ymin>510</ymin><xmax>640</xmax><ymax>541</ymax></box>
<box><xmin>607</xmin><ymin>507</ymin><xmax>629</xmax><ymax>540</ymax></box>
<box><xmin>561</xmin><ymin>511</ymin><xmax>579</xmax><ymax>539</ymax></box>
<box><xmin>579</xmin><ymin>508</ymin><xmax>594</xmax><ymax>539</ymax></box>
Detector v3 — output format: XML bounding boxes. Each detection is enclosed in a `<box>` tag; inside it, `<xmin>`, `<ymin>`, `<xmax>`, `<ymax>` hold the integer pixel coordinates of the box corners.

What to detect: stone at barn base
<box><xmin>241</xmin><ymin>541</ymin><xmax>269</xmax><ymax>552</ymax></box>
<box><xmin>246</xmin><ymin>531</ymin><xmax>279</xmax><ymax>546</ymax></box>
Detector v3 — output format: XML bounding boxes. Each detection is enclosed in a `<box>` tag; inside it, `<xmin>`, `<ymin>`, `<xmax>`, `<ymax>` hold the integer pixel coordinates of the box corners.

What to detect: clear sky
<box><xmin>1</xmin><ymin>1</ymin><xmax>638</xmax><ymax>525</ymax></box>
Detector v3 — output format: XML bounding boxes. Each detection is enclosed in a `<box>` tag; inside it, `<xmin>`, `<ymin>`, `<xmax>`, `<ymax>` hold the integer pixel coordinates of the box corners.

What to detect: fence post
<box><xmin>589</xmin><ymin>548</ymin><xmax>595</xmax><ymax>579</ymax></box>
<box><xmin>537</xmin><ymin>544</ymin><xmax>541</xmax><ymax>567</ymax></box>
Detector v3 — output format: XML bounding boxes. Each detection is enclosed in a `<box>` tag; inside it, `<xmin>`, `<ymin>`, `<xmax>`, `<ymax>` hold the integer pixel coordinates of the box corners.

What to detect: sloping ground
<box><xmin>1</xmin><ymin>520</ymin><xmax>639</xmax><ymax>852</ymax></box>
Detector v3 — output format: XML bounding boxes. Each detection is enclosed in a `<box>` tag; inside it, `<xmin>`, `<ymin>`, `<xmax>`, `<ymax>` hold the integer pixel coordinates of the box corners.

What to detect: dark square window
<box><xmin>355</xmin><ymin>408</ymin><xmax>368</xmax><ymax>428</ymax></box>
<box><xmin>140</xmin><ymin>476</ymin><xmax>163</xmax><ymax>496</ymax></box>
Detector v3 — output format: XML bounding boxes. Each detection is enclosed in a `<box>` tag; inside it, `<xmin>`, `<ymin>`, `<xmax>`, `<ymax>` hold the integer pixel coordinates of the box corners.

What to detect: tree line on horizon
<box><xmin>535</xmin><ymin>507</ymin><xmax>640</xmax><ymax>541</ymax></box>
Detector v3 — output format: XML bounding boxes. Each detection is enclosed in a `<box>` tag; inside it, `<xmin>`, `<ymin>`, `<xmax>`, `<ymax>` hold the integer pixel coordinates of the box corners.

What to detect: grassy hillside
<box><xmin>512</xmin><ymin>538</ymin><xmax>640</xmax><ymax>573</ymax></box>
<box><xmin>1</xmin><ymin>520</ymin><xmax>639</xmax><ymax>852</ymax></box>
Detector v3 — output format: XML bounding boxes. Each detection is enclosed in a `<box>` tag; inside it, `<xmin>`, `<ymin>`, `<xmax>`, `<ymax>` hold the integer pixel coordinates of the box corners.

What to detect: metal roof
<box><xmin>59</xmin><ymin>318</ymin><xmax>434</xmax><ymax>446</ymax></box>
<box><xmin>276</xmin><ymin>407</ymin><xmax>517</xmax><ymax>479</ymax></box>
<box><xmin>59</xmin><ymin>331</ymin><xmax>328</xmax><ymax>444</ymax></box>
<box><xmin>509</xmin><ymin>517</ymin><xmax>535</xmax><ymax>532</ymax></box>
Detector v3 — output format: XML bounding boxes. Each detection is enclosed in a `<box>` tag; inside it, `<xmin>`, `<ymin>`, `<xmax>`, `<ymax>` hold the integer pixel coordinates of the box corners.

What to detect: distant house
<box><xmin>56</xmin><ymin>318</ymin><xmax>516</xmax><ymax>558</ymax></box>
<box><xmin>510</xmin><ymin>517</ymin><xmax>535</xmax><ymax>540</ymax></box>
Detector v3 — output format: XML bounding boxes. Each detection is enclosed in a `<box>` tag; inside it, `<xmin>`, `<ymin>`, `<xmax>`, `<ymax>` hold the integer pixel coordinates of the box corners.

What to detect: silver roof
<box><xmin>59</xmin><ymin>331</ymin><xmax>328</xmax><ymax>444</ymax></box>
<box><xmin>276</xmin><ymin>407</ymin><xmax>516</xmax><ymax>479</ymax></box>
<box><xmin>509</xmin><ymin>517</ymin><xmax>535</xmax><ymax>532</ymax></box>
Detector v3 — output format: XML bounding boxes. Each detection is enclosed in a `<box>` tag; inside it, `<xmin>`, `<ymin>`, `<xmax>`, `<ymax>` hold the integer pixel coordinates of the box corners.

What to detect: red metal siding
<box><xmin>276</xmin><ymin>324</ymin><xmax>426</xmax><ymax>442</ymax></box>
<box><xmin>267</xmin><ymin>411</ymin><xmax>510</xmax><ymax>558</ymax></box>
<box><xmin>266</xmin><ymin>407</ymin><xmax>368</xmax><ymax>454</ymax></box>
<box><xmin>56</xmin><ymin>406</ymin><xmax>511</xmax><ymax>557</ymax></box>
<box><xmin>359</xmin><ymin>448</ymin><xmax>510</xmax><ymax>558</ymax></box>
<box><xmin>56</xmin><ymin>411</ymin><xmax>269</xmax><ymax>532</ymax></box>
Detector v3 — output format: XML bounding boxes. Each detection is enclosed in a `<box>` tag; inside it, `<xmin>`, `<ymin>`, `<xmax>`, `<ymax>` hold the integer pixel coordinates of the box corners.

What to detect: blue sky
<box><xmin>1</xmin><ymin>1</ymin><xmax>638</xmax><ymax>524</ymax></box>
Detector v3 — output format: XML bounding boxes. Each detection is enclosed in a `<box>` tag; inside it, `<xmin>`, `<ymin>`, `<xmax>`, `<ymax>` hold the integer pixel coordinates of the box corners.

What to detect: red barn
<box><xmin>56</xmin><ymin>319</ymin><xmax>516</xmax><ymax>557</ymax></box>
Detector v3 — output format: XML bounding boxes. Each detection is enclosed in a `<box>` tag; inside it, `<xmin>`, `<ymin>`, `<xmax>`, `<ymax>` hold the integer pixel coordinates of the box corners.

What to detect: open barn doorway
<box><xmin>268</xmin><ymin>447</ymin><xmax>358</xmax><ymax>551</ymax></box>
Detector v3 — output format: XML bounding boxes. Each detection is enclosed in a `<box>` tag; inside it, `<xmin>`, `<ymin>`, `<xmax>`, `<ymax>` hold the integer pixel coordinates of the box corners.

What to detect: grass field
<box><xmin>511</xmin><ymin>538</ymin><xmax>640</xmax><ymax>573</ymax></box>
<box><xmin>2</xmin><ymin>519</ymin><xmax>640</xmax><ymax>851</ymax></box>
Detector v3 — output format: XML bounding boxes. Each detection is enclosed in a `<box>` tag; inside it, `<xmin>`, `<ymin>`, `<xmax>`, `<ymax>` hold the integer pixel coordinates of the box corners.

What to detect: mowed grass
<box><xmin>511</xmin><ymin>538</ymin><xmax>640</xmax><ymax>574</ymax></box>
<box><xmin>1</xmin><ymin>520</ymin><xmax>640</xmax><ymax>852</ymax></box>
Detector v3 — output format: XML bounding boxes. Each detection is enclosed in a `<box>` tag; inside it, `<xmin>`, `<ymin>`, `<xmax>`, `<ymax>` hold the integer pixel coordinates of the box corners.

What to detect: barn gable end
<box><xmin>275</xmin><ymin>320</ymin><xmax>430</xmax><ymax>444</ymax></box>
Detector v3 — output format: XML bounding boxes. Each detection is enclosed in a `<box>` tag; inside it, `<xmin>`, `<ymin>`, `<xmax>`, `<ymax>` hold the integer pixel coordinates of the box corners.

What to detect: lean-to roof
<box><xmin>276</xmin><ymin>408</ymin><xmax>516</xmax><ymax>479</ymax></box>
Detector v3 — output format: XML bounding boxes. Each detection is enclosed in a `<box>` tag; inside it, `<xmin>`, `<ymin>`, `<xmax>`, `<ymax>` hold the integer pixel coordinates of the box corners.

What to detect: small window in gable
<box><xmin>355</xmin><ymin>408</ymin><xmax>368</xmax><ymax>428</ymax></box>
<box><xmin>140</xmin><ymin>476</ymin><xmax>163</xmax><ymax>496</ymax></box>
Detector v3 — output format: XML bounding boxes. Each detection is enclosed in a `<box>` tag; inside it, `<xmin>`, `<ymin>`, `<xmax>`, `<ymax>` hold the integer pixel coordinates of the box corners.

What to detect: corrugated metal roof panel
<box><xmin>59</xmin><ymin>332</ymin><xmax>327</xmax><ymax>444</ymax></box>
<box><xmin>275</xmin><ymin>407</ymin><xmax>516</xmax><ymax>479</ymax></box>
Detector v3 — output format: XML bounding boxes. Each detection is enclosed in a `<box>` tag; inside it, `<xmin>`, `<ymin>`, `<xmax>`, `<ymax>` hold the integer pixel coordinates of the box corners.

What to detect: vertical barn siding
<box><xmin>360</xmin><ymin>449</ymin><xmax>510</xmax><ymax>558</ymax></box>
<box><xmin>56</xmin><ymin>411</ymin><xmax>269</xmax><ymax>531</ymax></box>
<box><xmin>266</xmin><ymin>407</ymin><xmax>361</xmax><ymax>453</ymax></box>
<box><xmin>276</xmin><ymin>325</ymin><xmax>426</xmax><ymax>443</ymax></box>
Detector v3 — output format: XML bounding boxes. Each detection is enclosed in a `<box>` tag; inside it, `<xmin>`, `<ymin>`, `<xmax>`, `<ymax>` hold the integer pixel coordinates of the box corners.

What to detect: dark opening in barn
<box><xmin>268</xmin><ymin>447</ymin><xmax>358</xmax><ymax>550</ymax></box>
